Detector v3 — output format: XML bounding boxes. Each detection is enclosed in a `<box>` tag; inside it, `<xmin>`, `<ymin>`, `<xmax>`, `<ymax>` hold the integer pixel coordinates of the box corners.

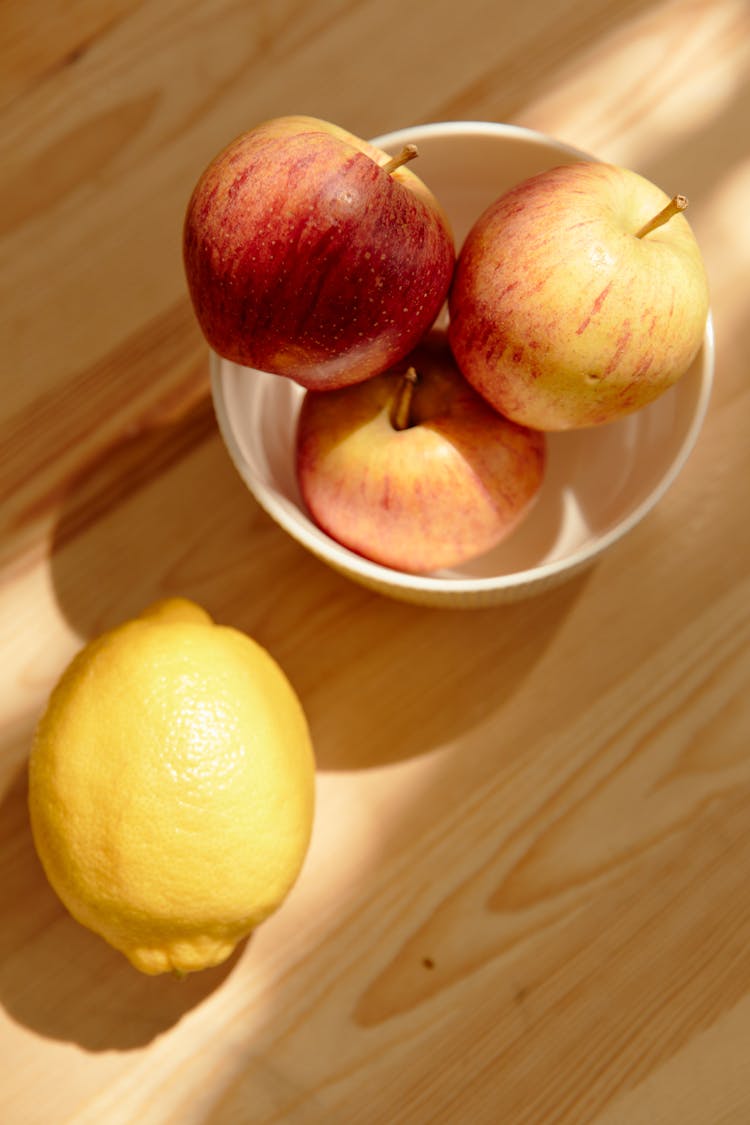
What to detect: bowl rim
<box><xmin>209</xmin><ymin>119</ymin><xmax>716</xmax><ymax>596</ymax></box>
<box><xmin>211</xmin><ymin>317</ymin><xmax>714</xmax><ymax>595</ymax></box>
<box><xmin>370</xmin><ymin>118</ymin><xmax>596</xmax><ymax>161</ymax></box>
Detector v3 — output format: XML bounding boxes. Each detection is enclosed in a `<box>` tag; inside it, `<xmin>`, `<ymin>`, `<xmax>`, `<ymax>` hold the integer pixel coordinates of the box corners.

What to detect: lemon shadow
<box><xmin>0</xmin><ymin>755</ymin><xmax>242</xmax><ymax>1051</ymax></box>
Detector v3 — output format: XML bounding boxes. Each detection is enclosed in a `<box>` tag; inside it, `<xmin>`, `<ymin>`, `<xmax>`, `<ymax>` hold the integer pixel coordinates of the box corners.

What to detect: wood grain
<box><xmin>1</xmin><ymin>0</ymin><xmax>749</xmax><ymax>1122</ymax></box>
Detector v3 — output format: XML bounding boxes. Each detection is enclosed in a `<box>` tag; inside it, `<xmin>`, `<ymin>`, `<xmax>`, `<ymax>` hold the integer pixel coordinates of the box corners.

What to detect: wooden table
<box><xmin>2</xmin><ymin>1</ymin><xmax>749</xmax><ymax>1121</ymax></box>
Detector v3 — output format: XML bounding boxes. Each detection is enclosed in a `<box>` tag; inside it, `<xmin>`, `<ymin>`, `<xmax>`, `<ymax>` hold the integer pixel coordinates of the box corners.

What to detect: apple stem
<box><xmin>635</xmin><ymin>194</ymin><xmax>688</xmax><ymax>239</ymax></box>
<box><xmin>390</xmin><ymin>367</ymin><xmax>419</xmax><ymax>431</ymax></box>
<box><xmin>381</xmin><ymin>144</ymin><xmax>419</xmax><ymax>176</ymax></box>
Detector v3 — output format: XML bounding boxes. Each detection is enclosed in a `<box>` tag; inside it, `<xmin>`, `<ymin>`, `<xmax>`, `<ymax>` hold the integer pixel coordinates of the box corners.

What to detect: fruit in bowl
<box><xmin>448</xmin><ymin>161</ymin><xmax>710</xmax><ymax>430</ymax></box>
<box><xmin>183</xmin><ymin>115</ymin><xmax>455</xmax><ymax>391</ymax></box>
<box><xmin>202</xmin><ymin>120</ymin><xmax>714</xmax><ymax>605</ymax></box>
<box><xmin>295</xmin><ymin>332</ymin><xmax>546</xmax><ymax>574</ymax></box>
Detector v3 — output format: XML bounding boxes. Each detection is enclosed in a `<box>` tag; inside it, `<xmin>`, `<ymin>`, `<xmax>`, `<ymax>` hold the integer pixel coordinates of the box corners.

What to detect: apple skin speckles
<box><xmin>447</xmin><ymin>161</ymin><xmax>709</xmax><ymax>430</ymax></box>
<box><xmin>576</xmin><ymin>281</ymin><xmax>613</xmax><ymax>335</ymax></box>
<box><xmin>295</xmin><ymin>332</ymin><xmax>545</xmax><ymax>574</ymax></box>
<box><xmin>183</xmin><ymin>116</ymin><xmax>455</xmax><ymax>391</ymax></box>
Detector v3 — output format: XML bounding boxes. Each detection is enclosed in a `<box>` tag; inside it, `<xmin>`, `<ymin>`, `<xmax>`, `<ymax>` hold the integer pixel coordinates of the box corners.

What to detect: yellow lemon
<box><xmin>28</xmin><ymin>598</ymin><xmax>315</xmax><ymax>975</ymax></box>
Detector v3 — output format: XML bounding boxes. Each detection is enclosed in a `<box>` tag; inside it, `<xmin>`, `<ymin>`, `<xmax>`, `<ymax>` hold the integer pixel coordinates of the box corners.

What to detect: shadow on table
<box><xmin>45</xmin><ymin>392</ymin><xmax>591</xmax><ymax>772</ymax></box>
<box><xmin>0</xmin><ymin>754</ymin><xmax>240</xmax><ymax>1051</ymax></box>
<box><xmin>13</xmin><ymin>392</ymin><xmax>591</xmax><ymax>1053</ymax></box>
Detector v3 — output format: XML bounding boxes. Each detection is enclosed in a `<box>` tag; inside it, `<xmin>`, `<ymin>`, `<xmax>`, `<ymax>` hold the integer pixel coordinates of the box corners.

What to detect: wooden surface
<box><xmin>2</xmin><ymin>0</ymin><xmax>749</xmax><ymax>1121</ymax></box>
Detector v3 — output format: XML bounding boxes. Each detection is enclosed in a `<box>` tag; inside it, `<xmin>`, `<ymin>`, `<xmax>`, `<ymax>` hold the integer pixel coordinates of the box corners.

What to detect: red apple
<box><xmin>295</xmin><ymin>333</ymin><xmax>545</xmax><ymax>574</ymax></box>
<box><xmin>448</xmin><ymin>161</ymin><xmax>710</xmax><ymax>429</ymax></box>
<box><xmin>183</xmin><ymin>115</ymin><xmax>455</xmax><ymax>391</ymax></box>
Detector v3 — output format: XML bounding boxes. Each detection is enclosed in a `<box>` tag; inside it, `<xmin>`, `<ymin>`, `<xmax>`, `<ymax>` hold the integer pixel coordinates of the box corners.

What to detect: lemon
<box><xmin>28</xmin><ymin>598</ymin><xmax>315</xmax><ymax>975</ymax></box>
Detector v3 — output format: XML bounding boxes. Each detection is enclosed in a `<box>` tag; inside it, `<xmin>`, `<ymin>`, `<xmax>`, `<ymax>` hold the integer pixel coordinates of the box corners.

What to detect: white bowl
<box><xmin>210</xmin><ymin>121</ymin><xmax>714</xmax><ymax>607</ymax></box>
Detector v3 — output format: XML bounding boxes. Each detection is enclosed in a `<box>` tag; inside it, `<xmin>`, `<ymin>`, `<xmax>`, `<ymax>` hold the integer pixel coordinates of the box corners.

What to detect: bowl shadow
<box><xmin>46</xmin><ymin>392</ymin><xmax>592</xmax><ymax>772</ymax></box>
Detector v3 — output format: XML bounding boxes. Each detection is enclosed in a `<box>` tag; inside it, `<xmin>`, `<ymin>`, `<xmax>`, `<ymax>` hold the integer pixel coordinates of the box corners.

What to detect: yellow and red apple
<box><xmin>295</xmin><ymin>333</ymin><xmax>545</xmax><ymax>574</ymax></box>
<box><xmin>448</xmin><ymin>161</ymin><xmax>710</xmax><ymax>430</ymax></box>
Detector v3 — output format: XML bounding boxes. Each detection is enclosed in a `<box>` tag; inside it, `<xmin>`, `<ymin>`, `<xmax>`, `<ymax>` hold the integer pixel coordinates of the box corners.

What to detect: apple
<box><xmin>183</xmin><ymin>115</ymin><xmax>455</xmax><ymax>391</ymax></box>
<box><xmin>447</xmin><ymin>161</ymin><xmax>710</xmax><ymax>430</ymax></box>
<box><xmin>295</xmin><ymin>332</ymin><xmax>546</xmax><ymax>574</ymax></box>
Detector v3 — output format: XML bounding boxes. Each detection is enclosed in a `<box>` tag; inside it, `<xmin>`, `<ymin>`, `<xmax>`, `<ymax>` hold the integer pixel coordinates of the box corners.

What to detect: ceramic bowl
<box><xmin>210</xmin><ymin>121</ymin><xmax>714</xmax><ymax>607</ymax></box>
